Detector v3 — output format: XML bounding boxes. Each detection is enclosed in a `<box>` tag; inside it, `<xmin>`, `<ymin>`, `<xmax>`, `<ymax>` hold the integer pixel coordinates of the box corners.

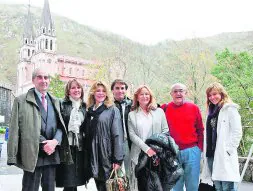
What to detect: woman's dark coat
<box><xmin>135</xmin><ymin>133</ymin><xmax>183</xmax><ymax>191</ymax></box>
<box><xmin>56</xmin><ymin>99</ymin><xmax>90</xmax><ymax>187</ymax></box>
<box><xmin>86</xmin><ymin>105</ymin><xmax>124</xmax><ymax>181</ymax></box>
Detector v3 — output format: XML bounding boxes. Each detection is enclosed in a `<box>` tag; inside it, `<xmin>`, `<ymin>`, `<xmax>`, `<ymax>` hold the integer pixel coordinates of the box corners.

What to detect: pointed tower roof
<box><xmin>23</xmin><ymin>3</ymin><xmax>34</xmax><ymax>40</ymax></box>
<box><xmin>40</xmin><ymin>0</ymin><xmax>54</xmax><ymax>34</ymax></box>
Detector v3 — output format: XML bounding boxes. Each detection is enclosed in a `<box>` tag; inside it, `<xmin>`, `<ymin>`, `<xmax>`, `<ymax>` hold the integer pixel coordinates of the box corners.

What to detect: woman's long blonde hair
<box><xmin>87</xmin><ymin>81</ymin><xmax>113</xmax><ymax>108</ymax></box>
<box><xmin>131</xmin><ymin>85</ymin><xmax>157</xmax><ymax>111</ymax></box>
<box><xmin>206</xmin><ymin>82</ymin><xmax>232</xmax><ymax>108</ymax></box>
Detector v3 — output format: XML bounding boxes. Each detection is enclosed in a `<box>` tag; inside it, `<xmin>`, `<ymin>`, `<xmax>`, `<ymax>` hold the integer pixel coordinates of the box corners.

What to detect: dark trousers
<box><xmin>137</xmin><ymin>176</ymin><xmax>146</xmax><ymax>191</ymax></box>
<box><xmin>95</xmin><ymin>179</ymin><xmax>107</xmax><ymax>191</ymax></box>
<box><xmin>63</xmin><ymin>187</ymin><xmax>77</xmax><ymax>191</ymax></box>
<box><xmin>22</xmin><ymin>165</ymin><xmax>56</xmax><ymax>191</ymax></box>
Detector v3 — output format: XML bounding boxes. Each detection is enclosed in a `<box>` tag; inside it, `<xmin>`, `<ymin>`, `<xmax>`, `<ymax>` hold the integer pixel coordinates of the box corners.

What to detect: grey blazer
<box><xmin>128</xmin><ymin>107</ymin><xmax>169</xmax><ymax>165</ymax></box>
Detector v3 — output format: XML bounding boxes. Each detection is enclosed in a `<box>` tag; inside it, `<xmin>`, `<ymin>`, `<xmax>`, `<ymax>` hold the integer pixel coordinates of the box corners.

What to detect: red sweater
<box><xmin>161</xmin><ymin>102</ymin><xmax>204</xmax><ymax>151</ymax></box>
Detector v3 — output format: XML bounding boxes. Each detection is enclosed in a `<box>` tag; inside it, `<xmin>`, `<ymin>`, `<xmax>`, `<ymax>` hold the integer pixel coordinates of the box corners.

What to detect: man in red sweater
<box><xmin>161</xmin><ymin>83</ymin><xmax>204</xmax><ymax>191</ymax></box>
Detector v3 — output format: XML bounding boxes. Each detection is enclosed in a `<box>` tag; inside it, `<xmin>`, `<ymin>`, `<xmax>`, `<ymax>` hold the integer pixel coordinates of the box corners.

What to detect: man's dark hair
<box><xmin>111</xmin><ymin>79</ymin><xmax>128</xmax><ymax>90</ymax></box>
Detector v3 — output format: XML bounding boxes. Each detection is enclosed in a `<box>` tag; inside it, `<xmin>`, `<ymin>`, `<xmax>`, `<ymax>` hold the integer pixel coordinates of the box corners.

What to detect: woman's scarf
<box><xmin>206</xmin><ymin>104</ymin><xmax>221</xmax><ymax>157</ymax></box>
<box><xmin>86</xmin><ymin>103</ymin><xmax>107</xmax><ymax>139</ymax></box>
<box><xmin>68</xmin><ymin>97</ymin><xmax>83</xmax><ymax>149</ymax></box>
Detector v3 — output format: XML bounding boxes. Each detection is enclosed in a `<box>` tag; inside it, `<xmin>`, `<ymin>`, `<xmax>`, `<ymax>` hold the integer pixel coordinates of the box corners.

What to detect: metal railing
<box><xmin>238</xmin><ymin>144</ymin><xmax>253</xmax><ymax>191</ymax></box>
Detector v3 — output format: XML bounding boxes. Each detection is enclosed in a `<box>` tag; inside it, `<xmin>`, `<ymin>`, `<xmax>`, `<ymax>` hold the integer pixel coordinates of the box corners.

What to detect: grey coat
<box><xmin>128</xmin><ymin>107</ymin><xmax>169</xmax><ymax>165</ymax></box>
<box><xmin>7</xmin><ymin>88</ymin><xmax>73</xmax><ymax>172</ymax></box>
<box><xmin>87</xmin><ymin>105</ymin><xmax>124</xmax><ymax>181</ymax></box>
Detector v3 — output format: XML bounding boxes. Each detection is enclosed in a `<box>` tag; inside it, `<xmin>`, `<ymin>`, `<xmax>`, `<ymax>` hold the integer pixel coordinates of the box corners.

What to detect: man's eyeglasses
<box><xmin>36</xmin><ymin>75</ymin><xmax>50</xmax><ymax>80</ymax></box>
<box><xmin>172</xmin><ymin>89</ymin><xmax>185</xmax><ymax>94</ymax></box>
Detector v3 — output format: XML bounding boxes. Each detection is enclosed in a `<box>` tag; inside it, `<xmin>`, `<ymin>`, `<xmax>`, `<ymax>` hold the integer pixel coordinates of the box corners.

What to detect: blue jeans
<box><xmin>123</xmin><ymin>140</ymin><xmax>130</xmax><ymax>177</ymax></box>
<box><xmin>207</xmin><ymin>157</ymin><xmax>236</xmax><ymax>191</ymax></box>
<box><xmin>172</xmin><ymin>146</ymin><xmax>201</xmax><ymax>191</ymax></box>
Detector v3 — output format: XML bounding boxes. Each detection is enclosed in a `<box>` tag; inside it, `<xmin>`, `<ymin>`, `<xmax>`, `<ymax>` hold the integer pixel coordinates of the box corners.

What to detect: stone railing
<box><xmin>239</xmin><ymin>157</ymin><xmax>253</xmax><ymax>182</ymax></box>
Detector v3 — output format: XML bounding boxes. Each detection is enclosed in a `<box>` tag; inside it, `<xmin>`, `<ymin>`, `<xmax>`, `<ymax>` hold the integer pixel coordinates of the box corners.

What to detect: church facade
<box><xmin>17</xmin><ymin>0</ymin><xmax>99</xmax><ymax>95</ymax></box>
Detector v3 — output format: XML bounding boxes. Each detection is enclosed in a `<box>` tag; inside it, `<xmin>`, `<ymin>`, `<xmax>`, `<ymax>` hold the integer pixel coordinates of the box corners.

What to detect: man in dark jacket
<box><xmin>111</xmin><ymin>79</ymin><xmax>132</xmax><ymax>176</ymax></box>
<box><xmin>7</xmin><ymin>68</ymin><xmax>72</xmax><ymax>191</ymax></box>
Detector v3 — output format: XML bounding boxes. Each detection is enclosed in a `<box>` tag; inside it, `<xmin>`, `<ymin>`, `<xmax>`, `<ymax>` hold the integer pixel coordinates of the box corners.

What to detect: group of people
<box><xmin>7</xmin><ymin>67</ymin><xmax>242</xmax><ymax>191</ymax></box>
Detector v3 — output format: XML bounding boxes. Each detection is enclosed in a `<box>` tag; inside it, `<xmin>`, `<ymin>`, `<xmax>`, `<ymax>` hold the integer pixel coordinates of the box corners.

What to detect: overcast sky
<box><xmin>1</xmin><ymin>0</ymin><xmax>253</xmax><ymax>44</ymax></box>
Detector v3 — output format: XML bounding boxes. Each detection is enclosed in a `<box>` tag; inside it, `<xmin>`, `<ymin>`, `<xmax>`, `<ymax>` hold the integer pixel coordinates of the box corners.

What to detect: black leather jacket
<box><xmin>135</xmin><ymin>133</ymin><xmax>183</xmax><ymax>191</ymax></box>
<box><xmin>60</xmin><ymin>99</ymin><xmax>87</xmax><ymax>130</ymax></box>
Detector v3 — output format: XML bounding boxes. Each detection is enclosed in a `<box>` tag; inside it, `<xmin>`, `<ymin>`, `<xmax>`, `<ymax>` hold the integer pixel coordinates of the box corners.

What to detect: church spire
<box><xmin>20</xmin><ymin>0</ymin><xmax>35</xmax><ymax>62</ymax></box>
<box><xmin>23</xmin><ymin>1</ymin><xmax>34</xmax><ymax>45</ymax></box>
<box><xmin>35</xmin><ymin>0</ymin><xmax>57</xmax><ymax>53</ymax></box>
<box><xmin>40</xmin><ymin>0</ymin><xmax>55</xmax><ymax>36</ymax></box>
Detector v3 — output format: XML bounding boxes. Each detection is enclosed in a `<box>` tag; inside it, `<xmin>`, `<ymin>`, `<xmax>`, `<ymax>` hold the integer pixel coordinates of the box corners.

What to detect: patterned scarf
<box><xmin>87</xmin><ymin>103</ymin><xmax>107</xmax><ymax>139</ymax></box>
<box><xmin>68</xmin><ymin>97</ymin><xmax>83</xmax><ymax>149</ymax></box>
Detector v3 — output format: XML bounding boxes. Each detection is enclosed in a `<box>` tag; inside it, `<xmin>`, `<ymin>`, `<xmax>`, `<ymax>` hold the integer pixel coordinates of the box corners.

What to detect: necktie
<box><xmin>41</xmin><ymin>94</ymin><xmax>47</xmax><ymax>112</ymax></box>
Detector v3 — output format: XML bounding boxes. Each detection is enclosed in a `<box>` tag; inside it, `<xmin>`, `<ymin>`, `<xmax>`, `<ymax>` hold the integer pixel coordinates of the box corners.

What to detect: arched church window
<box><xmin>25</xmin><ymin>67</ymin><xmax>28</xmax><ymax>81</ymax></box>
<box><xmin>40</xmin><ymin>40</ymin><xmax>43</xmax><ymax>49</ymax></box>
<box><xmin>50</xmin><ymin>40</ymin><xmax>53</xmax><ymax>50</ymax></box>
<box><xmin>45</xmin><ymin>39</ymin><xmax>48</xmax><ymax>49</ymax></box>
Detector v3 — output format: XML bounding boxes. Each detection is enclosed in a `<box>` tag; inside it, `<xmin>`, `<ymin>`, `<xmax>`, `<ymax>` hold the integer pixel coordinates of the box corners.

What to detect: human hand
<box><xmin>113</xmin><ymin>163</ymin><xmax>121</xmax><ymax>170</ymax></box>
<box><xmin>42</xmin><ymin>139</ymin><xmax>58</xmax><ymax>155</ymax></box>
<box><xmin>147</xmin><ymin>148</ymin><xmax>156</xmax><ymax>157</ymax></box>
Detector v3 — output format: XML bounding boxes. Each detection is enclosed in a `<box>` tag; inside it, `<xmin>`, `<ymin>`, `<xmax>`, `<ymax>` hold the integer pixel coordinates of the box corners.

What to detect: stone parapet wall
<box><xmin>239</xmin><ymin>157</ymin><xmax>253</xmax><ymax>182</ymax></box>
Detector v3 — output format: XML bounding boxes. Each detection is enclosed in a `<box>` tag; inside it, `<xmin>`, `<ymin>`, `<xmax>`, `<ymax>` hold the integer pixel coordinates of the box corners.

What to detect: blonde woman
<box><xmin>204</xmin><ymin>82</ymin><xmax>242</xmax><ymax>191</ymax></box>
<box><xmin>85</xmin><ymin>81</ymin><xmax>124</xmax><ymax>191</ymax></box>
<box><xmin>128</xmin><ymin>85</ymin><xmax>169</xmax><ymax>190</ymax></box>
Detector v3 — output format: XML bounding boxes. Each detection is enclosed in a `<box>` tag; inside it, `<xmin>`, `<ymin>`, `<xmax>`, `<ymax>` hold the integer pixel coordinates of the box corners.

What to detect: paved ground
<box><xmin>0</xmin><ymin>141</ymin><xmax>97</xmax><ymax>191</ymax></box>
<box><xmin>1</xmin><ymin>140</ymin><xmax>253</xmax><ymax>191</ymax></box>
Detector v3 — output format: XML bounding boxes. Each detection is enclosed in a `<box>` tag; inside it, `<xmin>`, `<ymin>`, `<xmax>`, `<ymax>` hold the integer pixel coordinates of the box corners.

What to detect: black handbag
<box><xmin>198</xmin><ymin>181</ymin><xmax>215</xmax><ymax>191</ymax></box>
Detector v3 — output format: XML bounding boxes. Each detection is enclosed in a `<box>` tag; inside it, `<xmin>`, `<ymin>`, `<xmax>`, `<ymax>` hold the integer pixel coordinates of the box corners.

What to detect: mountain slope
<box><xmin>0</xmin><ymin>4</ymin><xmax>252</xmax><ymax>104</ymax></box>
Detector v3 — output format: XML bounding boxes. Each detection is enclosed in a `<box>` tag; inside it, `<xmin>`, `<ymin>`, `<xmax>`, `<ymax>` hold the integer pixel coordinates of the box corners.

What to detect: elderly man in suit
<box><xmin>7</xmin><ymin>68</ymin><xmax>72</xmax><ymax>191</ymax></box>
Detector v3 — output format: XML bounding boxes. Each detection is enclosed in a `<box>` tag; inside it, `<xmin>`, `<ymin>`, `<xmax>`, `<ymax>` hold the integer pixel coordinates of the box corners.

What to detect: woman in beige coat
<box><xmin>128</xmin><ymin>85</ymin><xmax>169</xmax><ymax>190</ymax></box>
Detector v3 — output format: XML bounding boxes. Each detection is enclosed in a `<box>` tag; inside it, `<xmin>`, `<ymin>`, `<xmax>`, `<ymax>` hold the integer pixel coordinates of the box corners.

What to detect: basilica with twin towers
<box><xmin>17</xmin><ymin>0</ymin><xmax>99</xmax><ymax>95</ymax></box>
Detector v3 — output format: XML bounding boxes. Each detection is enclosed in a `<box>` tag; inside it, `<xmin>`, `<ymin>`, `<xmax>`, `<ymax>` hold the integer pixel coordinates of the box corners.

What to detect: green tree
<box><xmin>48</xmin><ymin>75</ymin><xmax>65</xmax><ymax>98</ymax></box>
<box><xmin>213</xmin><ymin>48</ymin><xmax>253</xmax><ymax>156</ymax></box>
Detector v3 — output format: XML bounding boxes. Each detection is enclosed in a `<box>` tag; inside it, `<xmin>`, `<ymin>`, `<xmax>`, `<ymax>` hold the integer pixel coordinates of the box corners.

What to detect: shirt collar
<box><xmin>114</xmin><ymin>96</ymin><xmax>127</xmax><ymax>104</ymax></box>
<box><xmin>34</xmin><ymin>88</ymin><xmax>47</xmax><ymax>99</ymax></box>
